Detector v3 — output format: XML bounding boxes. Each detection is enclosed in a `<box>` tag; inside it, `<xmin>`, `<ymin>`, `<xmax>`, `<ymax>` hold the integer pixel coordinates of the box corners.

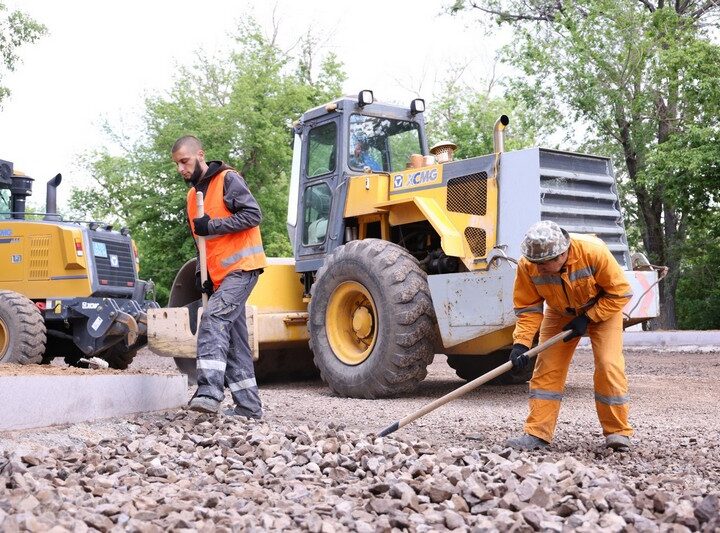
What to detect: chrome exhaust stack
<box><xmin>493</xmin><ymin>115</ymin><xmax>510</xmax><ymax>153</ymax></box>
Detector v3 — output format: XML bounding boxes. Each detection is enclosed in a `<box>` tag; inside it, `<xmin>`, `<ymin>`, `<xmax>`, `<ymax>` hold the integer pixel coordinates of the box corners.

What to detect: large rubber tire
<box><xmin>447</xmin><ymin>349</ymin><xmax>535</xmax><ymax>385</ymax></box>
<box><xmin>0</xmin><ymin>290</ymin><xmax>47</xmax><ymax>365</ymax></box>
<box><xmin>103</xmin><ymin>345</ymin><xmax>140</xmax><ymax>370</ymax></box>
<box><xmin>309</xmin><ymin>239</ymin><xmax>437</xmax><ymax>399</ymax></box>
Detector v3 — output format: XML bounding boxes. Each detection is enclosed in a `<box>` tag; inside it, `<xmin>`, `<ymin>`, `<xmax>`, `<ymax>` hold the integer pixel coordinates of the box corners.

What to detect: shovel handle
<box><xmin>378</xmin><ymin>329</ymin><xmax>572</xmax><ymax>437</ymax></box>
<box><xmin>196</xmin><ymin>192</ymin><xmax>209</xmax><ymax>308</ymax></box>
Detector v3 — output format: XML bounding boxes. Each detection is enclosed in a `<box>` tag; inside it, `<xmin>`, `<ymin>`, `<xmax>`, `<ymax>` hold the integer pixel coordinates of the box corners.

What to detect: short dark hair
<box><xmin>172</xmin><ymin>135</ymin><xmax>203</xmax><ymax>153</ymax></box>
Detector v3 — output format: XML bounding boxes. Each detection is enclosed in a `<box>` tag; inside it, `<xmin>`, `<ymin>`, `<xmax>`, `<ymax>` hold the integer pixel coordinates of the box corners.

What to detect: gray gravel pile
<box><xmin>1</xmin><ymin>412</ymin><xmax>718</xmax><ymax>532</ymax></box>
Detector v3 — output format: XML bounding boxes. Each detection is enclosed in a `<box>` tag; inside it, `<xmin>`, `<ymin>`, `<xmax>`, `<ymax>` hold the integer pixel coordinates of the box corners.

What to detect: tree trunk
<box><xmin>616</xmin><ymin>112</ymin><xmax>678</xmax><ymax>330</ymax></box>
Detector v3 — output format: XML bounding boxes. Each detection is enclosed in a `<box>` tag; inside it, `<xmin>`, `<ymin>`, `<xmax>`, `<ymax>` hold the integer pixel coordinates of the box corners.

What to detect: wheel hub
<box><xmin>326</xmin><ymin>281</ymin><xmax>378</xmax><ymax>365</ymax></box>
<box><xmin>352</xmin><ymin>306</ymin><xmax>373</xmax><ymax>339</ymax></box>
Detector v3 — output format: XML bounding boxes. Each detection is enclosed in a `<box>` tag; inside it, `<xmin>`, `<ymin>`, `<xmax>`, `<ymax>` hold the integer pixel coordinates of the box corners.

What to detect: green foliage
<box><xmin>676</xmin><ymin>214</ymin><xmax>720</xmax><ymax>330</ymax></box>
<box><xmin>69</xmin><ymin>21</ymin><xmax>345</xmax><ymax>304</ymax></box>
<box><xmin>451</xmin><ymin>0</ymin><xmax>720</xmax><ymax>328</ymax></box>
<box><xmin>426</xmin><ymin>77</ymin><xmax>537</xmax><ymax>159</ymax></box>
<box><xmin>0</xmin><ymin>2</ymin><xmax>46</xmax><ymax>105</ymax></box>
<box><xmin>387</xmin><ymin>129</ymin><xmax>421</xmax><ymax>172</ymax></box>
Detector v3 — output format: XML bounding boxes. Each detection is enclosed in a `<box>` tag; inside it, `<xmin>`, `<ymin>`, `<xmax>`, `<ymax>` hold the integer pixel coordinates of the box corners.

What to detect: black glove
<box><xmin>201</xmin><ymin>279</ymin><xmax>214</xmax><ymax>296</ymax></box>
<box><xmin>562</xmin><ymin>314</ymin><xmax>591</xmax><ymax>341</ymax></box>
<box><xmin>193</xmin><ymin>214</ymin><xmax>211</xmax><ymax>236</ymax></box>
<box><xmin>509</xmin><ymin>343</ymin><xmax>530</xmax><ymax>369</ymax></box>
<box><xmin>195</xmin><ymin>272</ymin><xmax>214</xmax><ymax>296</ymax></box>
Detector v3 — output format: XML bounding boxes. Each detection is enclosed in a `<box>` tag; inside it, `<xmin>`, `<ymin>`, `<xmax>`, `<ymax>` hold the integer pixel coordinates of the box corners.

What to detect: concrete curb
<box><xmin>0</xmin><ymin>374</ymin><xmax>188</xmax><ymax>431</ymax></box>
<box><xmin>579</xmin><ymin>330</ymin><xmax>720</xmax><ymax>348</ymax></box>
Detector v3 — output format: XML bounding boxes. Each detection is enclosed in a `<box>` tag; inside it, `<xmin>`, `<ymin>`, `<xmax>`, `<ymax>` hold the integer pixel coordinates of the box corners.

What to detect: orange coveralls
<box><xmin>513</xmin><ymin>234</ymin><xmax>634</xmax><ymax>442</ymax></box>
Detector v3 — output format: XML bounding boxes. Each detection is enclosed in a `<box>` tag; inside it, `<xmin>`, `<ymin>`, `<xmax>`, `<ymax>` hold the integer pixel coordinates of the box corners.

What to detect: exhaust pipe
<box><xmin>44</xmin><ymin>173</ymin><xmax>62</xmax><ymax>221</ymax></box>
<box><xmin>9</xmin><ymin>174</ymin><xmax>33</xmax><ymax>220</ymax></box>
<box><xmin>493</xmin><ymin>115</ymin><xmax>510</xmax><ymax>154</ymax></box>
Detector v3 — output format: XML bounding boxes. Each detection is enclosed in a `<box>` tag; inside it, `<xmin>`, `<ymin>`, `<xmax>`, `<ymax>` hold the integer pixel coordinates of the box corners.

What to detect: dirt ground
<box><xmin>2</xmin><ymin>346</ymin><xmax>719</xmax><ymax>489</ymax></box>
<box><xmin>1</xmin><ymin>346</ymin><xmax>719</xmax><ymax>531</ymax></box>
<box><xmin>263</xmin><ymin>346</ymin><xmax>720</xmax><ymax>495</ymax></box>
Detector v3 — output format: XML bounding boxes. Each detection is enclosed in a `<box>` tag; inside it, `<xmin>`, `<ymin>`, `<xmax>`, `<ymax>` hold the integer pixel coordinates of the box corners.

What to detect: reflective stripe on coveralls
<box><xmin>196</xmin><ymin>359</ymin><xmax>227</xmax><ymax>372</ymax></box>
<box><xmin>228</xmin><ymin>377</ymin><xmax>258</xmax><ymax>392</ymax></box>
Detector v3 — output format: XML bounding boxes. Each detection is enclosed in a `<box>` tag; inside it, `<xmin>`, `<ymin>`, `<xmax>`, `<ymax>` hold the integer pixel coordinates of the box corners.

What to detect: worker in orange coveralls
<box><xmin>505</xmin><ymin>221</ymin><xmax>634</xmax><ymax>452</ymax></box>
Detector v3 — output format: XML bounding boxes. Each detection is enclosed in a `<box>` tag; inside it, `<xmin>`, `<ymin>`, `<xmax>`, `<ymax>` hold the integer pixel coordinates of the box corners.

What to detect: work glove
<box><xmin>562</xmin><ymin>314</ymin><xmax>591</xmax><ymax>341</ymax></box>
<box><xmin>509</xmin><ymin>343</ymin><xmax>530</xmax><ymax>369</ymax></box>
<box><xmin>193</xmin><ymin>214</ymin><xmax>212</xmax><ymax>236</ymax></box>
<box><xmin>194</xmin><ymin>272</ymin><xmax>214</xmax><ymax>296</ymax></box>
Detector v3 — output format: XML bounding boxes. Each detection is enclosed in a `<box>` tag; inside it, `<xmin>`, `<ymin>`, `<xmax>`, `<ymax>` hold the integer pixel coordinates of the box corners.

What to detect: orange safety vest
<box><xmin>187</xmin><ymin>169</ymin><xmax>267</xmax><ymax>288</ymax></box>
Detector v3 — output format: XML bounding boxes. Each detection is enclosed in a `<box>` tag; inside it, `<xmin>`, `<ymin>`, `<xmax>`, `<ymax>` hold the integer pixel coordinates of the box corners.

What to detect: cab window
<box><xmin>0</xmin><ymin>190</ymin><xmax>10</xmax><ymax>219</ymax></box>
<box><xmin>349</xmin><ymin>114</ymin><xmax>421</xmax><ymax>173</ymax></box>
<box><xmin>302</xmin><ymin>183</ymin><xmax>332</xmax><ymax>245</ymax></box>
<box><xmin>306</xmin><ymin>122</ymin><xmax>337</xmax><ymax>178</ymax></box>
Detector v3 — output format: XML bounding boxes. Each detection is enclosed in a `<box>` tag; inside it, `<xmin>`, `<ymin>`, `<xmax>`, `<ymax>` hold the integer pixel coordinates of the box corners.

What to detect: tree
<box><xmin>427</xmin><ymin>70</ymin><xmax>538</xmax><ymax>158</ymax></box>
<box><xmin>450</xmin><ymin>0</ymin><xmax>720</xmax><ymax>329</ymax></box>
<box><xmin>675</xmin><ymin>212</ymin><xmax>720</xmax><ymax>329</ymax></box>
<box><xmin>69</xmin><ymin>21</ymin><xmax>345</xmax><ymax>304</ymax></box>
<box><xmin>0</xmin><ymin>2</ymin><xmax>46</xmax><ymax>106</ymax></box>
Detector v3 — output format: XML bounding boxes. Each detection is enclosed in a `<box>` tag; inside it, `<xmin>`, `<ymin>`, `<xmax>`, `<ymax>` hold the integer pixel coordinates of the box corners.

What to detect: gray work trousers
<box><xmin>195</xmin><ymin>269</ymin><xmax>262</xmax><ymax>418</ymax></box>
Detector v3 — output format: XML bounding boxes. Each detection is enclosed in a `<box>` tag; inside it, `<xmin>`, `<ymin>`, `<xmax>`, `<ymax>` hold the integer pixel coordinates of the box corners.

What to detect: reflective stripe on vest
<box><xmin>187</xmin><ymin>169</ymin><xmax>267</xmax><ymax>287</ymax></box>
<box><xmin>221</xmin><ymin>245</ymin><xmax>266</xmax><ymax>268</ymax></box>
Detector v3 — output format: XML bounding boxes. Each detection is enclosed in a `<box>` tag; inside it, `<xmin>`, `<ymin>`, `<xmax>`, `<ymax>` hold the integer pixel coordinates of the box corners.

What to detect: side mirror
<box><xmin>358</xmin><ymin>90</ymin><xmax>374</xmax><ymax>108</ymax></box>
<box><xmin>410</xmin><ymin>98</ymin><xmax>425</xmax><ymax>115</ymax></box>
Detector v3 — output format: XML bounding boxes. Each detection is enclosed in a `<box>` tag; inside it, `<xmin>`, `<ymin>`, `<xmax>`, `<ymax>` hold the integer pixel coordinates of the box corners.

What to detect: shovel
<box><xmin>196</xmin><ymin>191</ymin><xmax>209</xmax><ymax>308</ymax></box>
<box><xmin>378</xmin><ymin>330</ymin><xmax>572</xmax><ymax>437</ymax></box>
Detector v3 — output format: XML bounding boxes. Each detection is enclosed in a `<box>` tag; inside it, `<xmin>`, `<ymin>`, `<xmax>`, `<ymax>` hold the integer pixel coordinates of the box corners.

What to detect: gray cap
<box><xmin>520</xmin><ymin>221</ymin><xmax>571</xmax><ymax>263</ymax></box>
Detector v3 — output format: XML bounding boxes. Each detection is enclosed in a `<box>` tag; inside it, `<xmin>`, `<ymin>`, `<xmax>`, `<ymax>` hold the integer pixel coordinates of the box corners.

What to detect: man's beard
<box><xmin>187</xmin><ymin>160</ymin><xmax>204</xmax><ymax>183</ymax></box>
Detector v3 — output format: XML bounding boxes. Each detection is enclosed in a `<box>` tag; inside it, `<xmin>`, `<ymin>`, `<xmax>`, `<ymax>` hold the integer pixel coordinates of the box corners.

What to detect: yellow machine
<box><xmin>148</xmin><ymin>90</ymin><xmax>660</xmax><ymax>397</ymax></box>
<box><xmin>0</xmin><ymin>160</ymin><xmax>158</xmax><ymax>368</ymax></box>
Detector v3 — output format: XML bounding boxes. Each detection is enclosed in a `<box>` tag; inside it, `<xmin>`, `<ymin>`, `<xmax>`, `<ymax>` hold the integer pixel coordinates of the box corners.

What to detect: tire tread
<box><xmin>0</xmin><ymin>289</ymin><xmax>47</xmax><ymax>365</ymax></box>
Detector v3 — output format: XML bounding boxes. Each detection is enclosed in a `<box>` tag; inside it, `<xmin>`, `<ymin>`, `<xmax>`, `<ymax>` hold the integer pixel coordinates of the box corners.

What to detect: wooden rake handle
<box><xmin>196</xmin><ymin>192</ymin><xmax>209</xmax><ymax>308</ymax></box>
<box><xmin>378</xmin><ymin>330</ymin><xmax>572</xmax><ymax>437</ymax></box>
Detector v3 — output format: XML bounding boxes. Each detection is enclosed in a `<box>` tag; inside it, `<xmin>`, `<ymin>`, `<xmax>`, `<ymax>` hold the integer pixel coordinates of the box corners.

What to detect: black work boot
<box><xmin>605</xmin><ymin>434</ymin><xmax>631</xmax><ymax>451</ymax></box>
<box><xmin>505</xmin><ymin>434</ymin><xmax>549</xmax><ymax>450</ymax></box>
<box><xmin>222</xmin><ymin>405</ymin><xmax>262</xmax><ymax>420</ymax></box>
<box><xmin>188</xmin><ymin>395</ymin><xmax>221</xmax><ymax>414</ymax></box>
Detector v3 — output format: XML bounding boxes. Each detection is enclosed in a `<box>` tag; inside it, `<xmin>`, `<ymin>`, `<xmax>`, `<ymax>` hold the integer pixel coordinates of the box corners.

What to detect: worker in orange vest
<box><xmin>506</xmin><ymin>221</ymin><xmax>634</xmax><ymax>451</ymax></box>
<box><xmin>171</xmin><ymin>135</ymin><xmax>267</xmax><ymax>418</ymax></box>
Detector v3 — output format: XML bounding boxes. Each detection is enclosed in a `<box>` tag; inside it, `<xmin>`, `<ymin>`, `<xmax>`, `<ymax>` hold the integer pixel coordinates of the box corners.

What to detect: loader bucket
<box><xmin>147</xmin><ymin>307</ymin><xmax>200</xmax><ymax>359</ymax></box>
<box><xmin>147</xmin><ymin>304</ymin><xmax>261</xmax><ymax>361</ymax></box>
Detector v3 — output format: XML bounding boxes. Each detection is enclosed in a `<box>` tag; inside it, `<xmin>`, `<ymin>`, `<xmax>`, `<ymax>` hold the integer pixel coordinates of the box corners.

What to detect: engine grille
<box><xmin>29</xmin><ymin>235</ymin><xmax>50</xmax><ymax>280</ymax></box>
<box><xmin>89</xmin><ymin>234</ymin><xmax>136</xmax><ymax>288</ymax></box>
<box><xmin>539</xmin><ymin>150</ymin><xmax>630</xmax><ymax>268</ymax></box>
<box><xmin>464</xmin><ymin>227</ymin><xmax>487</xmax><ymax>257</ymax></box>
<box><xmin>447</xmin><ymin>173</ymin><xmax>487</xmax><ymax>216</ymax></box>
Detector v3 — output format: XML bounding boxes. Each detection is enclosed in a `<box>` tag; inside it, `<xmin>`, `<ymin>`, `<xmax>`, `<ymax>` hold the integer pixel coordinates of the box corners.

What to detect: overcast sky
<box><xmin>0</xmin><ymin>0</ymin><xmax>507</xmax><ymax>208</ymax></box>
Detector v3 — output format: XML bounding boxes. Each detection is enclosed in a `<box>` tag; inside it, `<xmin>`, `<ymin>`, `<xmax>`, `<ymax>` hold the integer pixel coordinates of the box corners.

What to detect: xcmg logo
<box><xmin>392</xmin><ymin>168</ymin><xmax>440</xmax><ymax>190</ymax></box>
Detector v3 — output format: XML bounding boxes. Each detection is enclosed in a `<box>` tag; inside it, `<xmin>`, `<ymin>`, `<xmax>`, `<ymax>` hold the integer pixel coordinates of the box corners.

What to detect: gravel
<box><xmin>0</xmin><ymin>346</ymin><xmax>718</xmax><ymax>531</ymax></box>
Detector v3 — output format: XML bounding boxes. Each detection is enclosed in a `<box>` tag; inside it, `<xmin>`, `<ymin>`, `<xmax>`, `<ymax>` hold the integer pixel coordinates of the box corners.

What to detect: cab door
<box><xmin>294</xmin><ymin>117</ymin><xmax>344</xmax><ymax>273</ymax></box>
